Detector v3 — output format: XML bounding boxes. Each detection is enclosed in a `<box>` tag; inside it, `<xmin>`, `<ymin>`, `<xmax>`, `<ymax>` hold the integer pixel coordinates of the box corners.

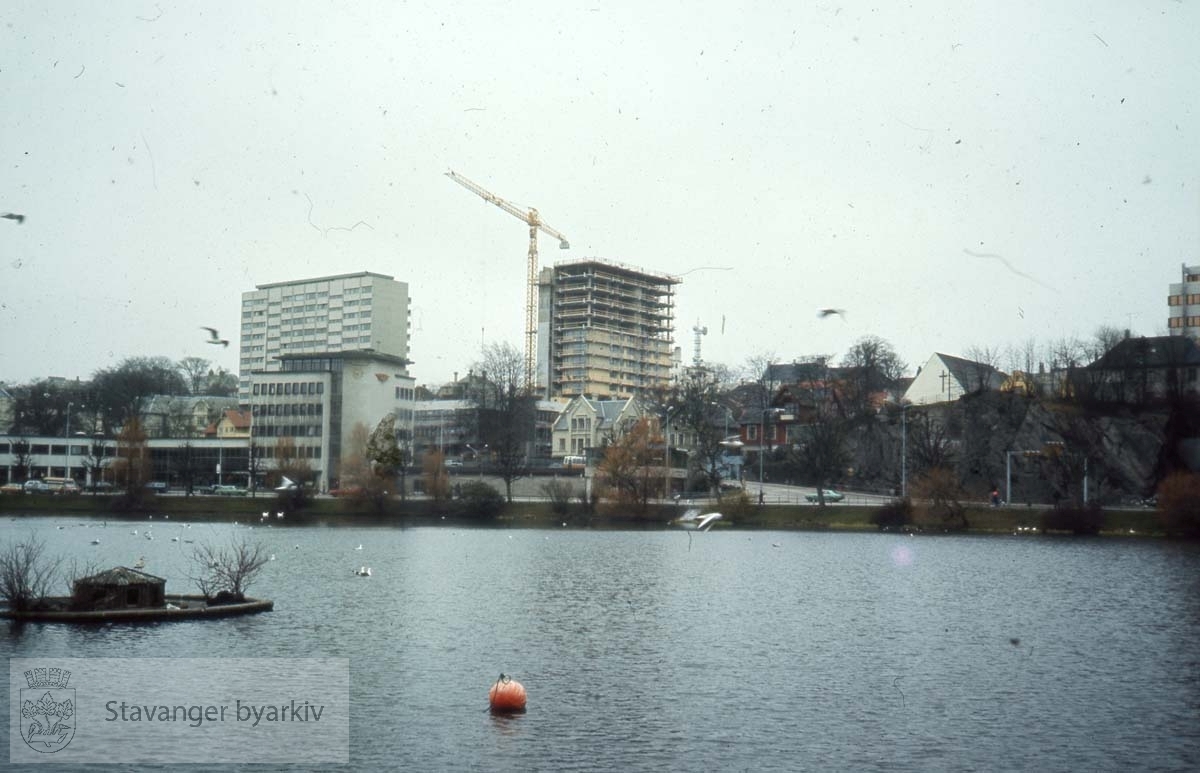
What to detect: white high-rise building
<box><xmin>1168</xmin><ymin>264</ymin><xmax>1200</xmax><ymax>340</ymax></box>
<box><xmin>239</xmin><ymin>272</ymin><xmax>411</xmax><ymax>399</ymax></box>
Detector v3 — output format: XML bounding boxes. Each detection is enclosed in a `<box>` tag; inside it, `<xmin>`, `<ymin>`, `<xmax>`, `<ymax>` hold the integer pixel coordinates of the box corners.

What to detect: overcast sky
<box><xmin>2</xmin><ymin>1</ymin><xmax>1197</xmax><ymax>388</ymax></box>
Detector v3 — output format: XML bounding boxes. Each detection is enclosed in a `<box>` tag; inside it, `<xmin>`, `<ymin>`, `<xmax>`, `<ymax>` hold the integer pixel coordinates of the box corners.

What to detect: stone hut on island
<box><xmin>71</xmin><ymin>567</ymin><xmax>166</xmax><ymax>611</ymax></box>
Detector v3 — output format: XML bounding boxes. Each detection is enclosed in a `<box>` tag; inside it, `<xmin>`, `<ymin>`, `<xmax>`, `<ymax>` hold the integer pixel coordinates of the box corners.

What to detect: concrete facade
<box><xmin>249</xmin><ymin>351</ymin><xmax>416</xmax><ymax>491</ymax></box>
<box><xmin>239</xmin><ymin>271</ymin><xmax>411</xmax><ymax>399</ymax></box>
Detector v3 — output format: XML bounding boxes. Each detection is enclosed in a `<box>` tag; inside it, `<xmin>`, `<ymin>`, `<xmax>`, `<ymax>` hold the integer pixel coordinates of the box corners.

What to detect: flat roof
<box><xmin>255</xmin><ymin>271</ymin><xmax>396</xmax><ymax>290</ymax></box>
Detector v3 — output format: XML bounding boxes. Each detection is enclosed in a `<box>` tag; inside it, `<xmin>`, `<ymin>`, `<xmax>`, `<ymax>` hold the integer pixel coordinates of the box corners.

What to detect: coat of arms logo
<box><xmin>20</xmin><ymin>667</ymin><xmax>75</xmax><ymax>753</ymax></box>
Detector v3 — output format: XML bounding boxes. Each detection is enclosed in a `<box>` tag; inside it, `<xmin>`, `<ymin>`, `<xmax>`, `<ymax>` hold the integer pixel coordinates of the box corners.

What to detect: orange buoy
<box><xmin>488</xmin><ymin>673</ymin><xmax>527</xmax><ymax>712</ymax></box>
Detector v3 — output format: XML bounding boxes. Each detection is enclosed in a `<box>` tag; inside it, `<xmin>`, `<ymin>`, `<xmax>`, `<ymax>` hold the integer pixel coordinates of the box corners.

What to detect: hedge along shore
<box><xmin>0</xmin><ymin>492</ymin><xmax>1172</xmax><ymax>537</ymax></box>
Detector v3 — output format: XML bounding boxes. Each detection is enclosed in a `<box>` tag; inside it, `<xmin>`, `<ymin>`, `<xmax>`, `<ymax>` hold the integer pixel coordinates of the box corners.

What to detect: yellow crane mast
<box><xmin>445</xmin><ymin>170</ymin><xmax>570</xmax><ymax>389</ymax></box>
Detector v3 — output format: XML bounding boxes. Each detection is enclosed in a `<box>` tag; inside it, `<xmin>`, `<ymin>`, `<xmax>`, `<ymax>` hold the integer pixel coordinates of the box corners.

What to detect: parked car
<box><xmin>50</xmin><ymin>480</ymin><xmax>81</xmax><ymax>495</ymax></box>
<box><xmin>86</xmin><ymin>481</ymin><xmax>115</xmax><ymax>492</ymax></box>
<box><xmin>330</xmin><ymin>485</ymin><xmax>364</xmax><ymax>498</ymax></box>
<box><xmin>211</xmin><ymin>485</ymin><xmax>248</xmax><ymax>496</ymax></box>
<box><xmin>805</xmin><ymin>489</ymin><xmax>845</xmax><ymax>503</ymax></box>
<box><xmin>445</xmin><ymin>459</ymin><xmax>463</xmax><ymax>468</ymax></box>
<box><xmin>0</xmin><ymin>482</ymin><xmax>24</xmax><ymax>495</ymax></box>
<box><xmin>23</xmin><ymin>479</ymin><xmax>50</xmax><ymax>493</ymax></box>
<box><xmin>145</xmin><ymin>481</ymin><xmax>169</xmax><ymax>494</ymax></box>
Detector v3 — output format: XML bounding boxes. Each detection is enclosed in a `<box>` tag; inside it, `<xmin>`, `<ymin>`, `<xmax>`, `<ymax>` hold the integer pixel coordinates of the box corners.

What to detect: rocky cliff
<box><xmin>841</xmin><ymin>393</ymin><xmax>1189</xmax><ymax>504</ymax></box>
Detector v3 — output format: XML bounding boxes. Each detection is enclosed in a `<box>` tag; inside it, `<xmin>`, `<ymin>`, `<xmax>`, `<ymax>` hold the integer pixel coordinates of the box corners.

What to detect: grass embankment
<box><xmin>0</xmin><ymin>494</ymin><xmax>1170</xmax><ymax>536</ymax></box>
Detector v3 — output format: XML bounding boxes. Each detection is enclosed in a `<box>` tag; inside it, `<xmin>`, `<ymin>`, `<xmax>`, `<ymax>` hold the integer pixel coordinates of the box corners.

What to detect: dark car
<box><xmin>145</xmin><ymin>481</ymin><xmax>169</xmax><ymax>494</ymax></box>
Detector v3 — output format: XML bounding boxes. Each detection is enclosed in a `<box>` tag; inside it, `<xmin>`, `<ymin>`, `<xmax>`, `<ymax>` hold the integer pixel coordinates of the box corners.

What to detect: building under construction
<box><xmin>537</xmin><ymin>259</ymin><xmax>679</xmax><ymax>400</ymax></box>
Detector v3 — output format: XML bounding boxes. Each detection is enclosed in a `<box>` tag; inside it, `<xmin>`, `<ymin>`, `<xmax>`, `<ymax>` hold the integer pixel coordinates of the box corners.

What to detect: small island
<box><xmin>1</xmin><ymin>566</ymin><xmax>272</xmax><ymax>623</ymax></box>
<box><xmin>1</xmin><ymin>537</ymin><xmax>273</xmax><ymax>624</ymax></box>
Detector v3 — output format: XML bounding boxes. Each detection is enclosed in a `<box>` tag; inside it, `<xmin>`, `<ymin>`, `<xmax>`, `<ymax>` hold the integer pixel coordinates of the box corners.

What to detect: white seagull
<box><xmin>672</xmin><ymin>509</ymin><xmax>724</xmax><ymax>531</ymax></box>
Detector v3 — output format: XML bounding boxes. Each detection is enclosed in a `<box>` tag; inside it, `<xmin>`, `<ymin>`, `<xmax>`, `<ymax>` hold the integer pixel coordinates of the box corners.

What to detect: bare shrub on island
<box><xmin>190</xmin><ymin>538</ymin><xmax>270</xmax><ymax>604</ymax></box>
<box><xmin>0</xmin><ymin>536</ymin><xmax>62</xmax><ymax>612</ymax></box>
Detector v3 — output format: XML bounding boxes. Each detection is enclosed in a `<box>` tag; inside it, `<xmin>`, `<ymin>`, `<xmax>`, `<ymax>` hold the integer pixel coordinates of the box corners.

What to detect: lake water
<box><xmin>2</xmin><ymin>515</ymin><xmax>1198</xmax><ymax>771</ymax></box>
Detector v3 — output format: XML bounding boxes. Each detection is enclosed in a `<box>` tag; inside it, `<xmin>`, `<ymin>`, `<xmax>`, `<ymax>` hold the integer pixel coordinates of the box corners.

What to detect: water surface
<box><xmin>2</xmin><ymin>517</ymin><xmax>1197</xmax><ymax>771</ymax></box>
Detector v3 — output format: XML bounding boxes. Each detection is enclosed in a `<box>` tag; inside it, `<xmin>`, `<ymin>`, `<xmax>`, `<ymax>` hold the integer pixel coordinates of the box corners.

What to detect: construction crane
<box><xmin>445</xmin><ymin>170</ymin><xmax>570</xmax><ymax>389</ymax></box>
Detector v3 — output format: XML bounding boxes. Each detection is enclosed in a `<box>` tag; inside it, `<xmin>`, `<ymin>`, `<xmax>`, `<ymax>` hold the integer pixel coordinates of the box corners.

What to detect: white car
<box><xmin>23</xmin><ymin>480</ymin><xmax>50</xmax><ymax>493</ymax></box>
<box><xmin>805</xmin><ymin>489</ymin><xmax>845</xmax><ymax>503</ymax></box>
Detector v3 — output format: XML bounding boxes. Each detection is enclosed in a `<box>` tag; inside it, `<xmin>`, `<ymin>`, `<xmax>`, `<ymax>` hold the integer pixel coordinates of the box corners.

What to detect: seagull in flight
<box><xmin>817</xmin><ymin>308</ymin><xmax>846</xmax><ymax>319</ymax></box>
<box><xmin>202</xmin><ymin>327</ymin><xmax>229</xmax><ymax>347</ymax></box>
<box><xmin>1</xmin><ymin>213</ymin><xmax>25</xmax><ymax>224</ymax></box>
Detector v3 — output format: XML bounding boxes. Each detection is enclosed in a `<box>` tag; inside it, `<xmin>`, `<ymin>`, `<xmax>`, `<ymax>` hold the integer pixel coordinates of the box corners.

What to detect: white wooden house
<box><xmin>903</xmin><ymin>353</ymin><xmax>1007</xmax><ymax>405</ymax></box>
<box><xmin>551</xmin><ymin>395</ymin><xmax>652</xmax><ymax>461</ymax></box>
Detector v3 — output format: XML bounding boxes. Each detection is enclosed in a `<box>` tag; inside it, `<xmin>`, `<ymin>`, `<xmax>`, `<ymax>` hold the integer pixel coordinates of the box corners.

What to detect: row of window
<box><xmin>253</xmin><ymin>381</ymin><xmax>326</xmax><ymax>396</ymax></box>
<box><xmin>1167</xmin><ymin>317</ymin><xmax>1200</xmax><ymax>328</ymax></box>
<box><xmin>252</xmin><ymin>403</ymin><xmax>323</xmax><ymax>417</ymax></box>
<box><xmin>1168</xmin><ymin>295</ymin><xmax>1200</xmax><ymax>306</ymax></box>
<box><xmin>254</xmin><ymin>444</ymin><xmax>322</xmax><ymax>459</ymax></box>
<box><xmin>253</xmin><ymin>425</ymin><xmax>322</xmax><ymax>438</ymax></box>
<box><xmin>0</xmin><ymin>443</ymin><xmax>85</xmax><ymax>455</ymax></box>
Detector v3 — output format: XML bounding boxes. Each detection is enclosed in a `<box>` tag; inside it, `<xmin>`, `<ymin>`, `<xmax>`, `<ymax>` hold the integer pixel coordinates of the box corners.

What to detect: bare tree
<box><xmin>1089</xmin><ymin>325</ymin><xmax>1126</xmax><ymax>362</ymax></box>
<box><xmin>189</xmin><ymin>538</ymin><xmax>270</xmax><ymax>603</ymax></box>
<box><xmin>0</xmin><ymin>536</ymin><xmax>62</xmax><ymax>612</ymax></box>
<box><xmin>596</xmin><ymin>417</ymin><xmax>663</xmax><ymax>513</ymax></box>
<box><xmin>114</xmin><ymin>418</ymin><xmax>151</xmax><ymax>502</ymax></box>
<box><xmin>906</xmin><ymin>409</ymin><xmax>954</xmax><ymax>475</ymax></box>
<box><xmin>743</xmin><ymin>351</ymin><xmax>782</xmax><ymax>413</ymax></box>
<box><xmin>63</xmin><ymin>558</ymin><xmax>101</xmax><ymax>594</ymax></box>
<box><xmin>841</xmin><ymin>336</ymin><xmax>906</xmax><ymax>416</ymax></box>
<box><xmin>669</xmin><ymin>372</ymin><xmax>734</xmax><ymax>495</ymax></box>
<box><xmin>910</xmin><ymin>467</ymin><xmax>969</xmax><ymax>530</ymax></box>
<box><xmin>337</xmin><ymin>422</ymin><xmax>371</xmax><ymax>489</ymax></box>
<box><xmin>80</xmin><ymin>436</ymin><xmax>108</xmax><ymax>492</ymax></box>
<box><xmin>470</xmin><ymin>342</ymin><xmax>535</xmax><ymax>502</ymax></box>
<box><xmin>10</xmin><ymin>438</ymin><xmax>34</xmax><ymax>482</ymax></box>
<box><xmin>178</xmin><ymin>356</ymin><xmax>212</xmax><ymax>395</ymax></box>
<box><xmin>353</xmin><ymin>414</ymin><xmax>407</xmax><ymax>511</ymax></box>
<box><xmin>788</xmin><ymin>403</ymin><xmax>849</xmax><ymax>505</ymax></box>
<box><xmin>963</xmin><ymin>344</ymin><xmax>1004</xmax><ymax>394</ymax></box>
<box><xmin>1043</xmin><ymin>336</ymin><xmax>1086</xmax><ymax>398</ymax></box>
<box><xmin>422</xmin><ymin>449</ymin><xmax>451</xmax><ymax>505</ymax></box>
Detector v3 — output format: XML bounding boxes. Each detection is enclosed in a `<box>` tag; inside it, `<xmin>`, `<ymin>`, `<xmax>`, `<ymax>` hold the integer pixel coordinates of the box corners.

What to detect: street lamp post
<box><xmin>65</xmin><ymin>402</ymin><xmax>74</xmax><ymax>480</ymax></box>
<box><xmin>758</xmin><ymin>414</ymin><xmax>765</xmax><ymax>501</ymax></box>
<box><xmin>1005</xmin><ymin>450</ymin><xmax>1018</xmax><ymax>505</ymax></box>
<box><xmin>663</xmin><ymin>415</ymin><xmax>671</xmax><ymax>501</ymax></box>
<box><xmin>758</xmin><ymin>408</ymin><xmax>779</xmax><ymax>502</ymax></box>
<box><xmin>466</xmin><ymin>444</ymin><xmax>486</xmax><ymax>480</ymax></box>
<box><xmin>901</xmin><ymin>403</ymin><xmax>909</xmax><ymax>498</ymax></box>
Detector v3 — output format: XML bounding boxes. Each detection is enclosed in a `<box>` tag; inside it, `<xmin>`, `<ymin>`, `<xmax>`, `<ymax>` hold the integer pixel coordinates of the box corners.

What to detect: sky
<box><xmin>2</xmin><ymin>1</ymin><xmax>1198</xmax><ymax>388</ymax></box>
